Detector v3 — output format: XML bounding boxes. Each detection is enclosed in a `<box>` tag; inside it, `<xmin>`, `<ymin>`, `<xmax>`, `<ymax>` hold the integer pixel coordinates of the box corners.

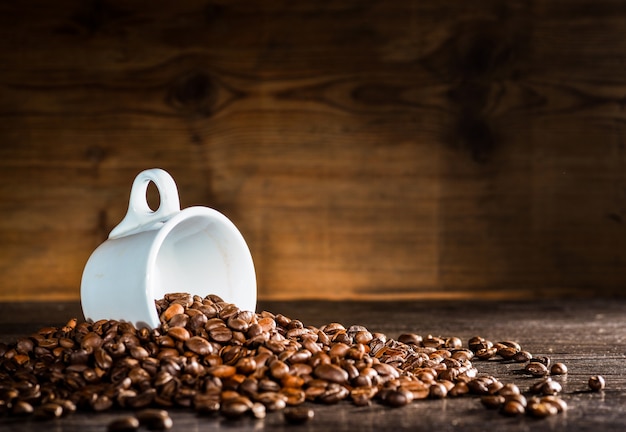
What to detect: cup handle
<box><xmin>108</xmin><ymin>168</ymin><xmax>181</xmax><ymax>239</ymax></box>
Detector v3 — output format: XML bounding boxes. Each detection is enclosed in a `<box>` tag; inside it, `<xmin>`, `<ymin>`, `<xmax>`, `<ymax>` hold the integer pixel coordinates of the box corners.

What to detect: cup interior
<box><xmin>150</xmin><ymin>212</ymin><xmax>255</xmax><ymax>311</ymax></box>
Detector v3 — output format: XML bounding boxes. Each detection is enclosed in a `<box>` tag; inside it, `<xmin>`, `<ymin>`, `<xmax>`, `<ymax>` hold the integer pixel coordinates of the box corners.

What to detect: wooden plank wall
<box><xmin>1</xmin><ymin>0</ymin><xmax>626</xmax><ymax>301</ymax></box>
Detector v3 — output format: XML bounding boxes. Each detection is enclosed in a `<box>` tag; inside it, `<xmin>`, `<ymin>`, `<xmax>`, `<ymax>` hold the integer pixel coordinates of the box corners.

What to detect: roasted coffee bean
<box><xmin>534</xmin><ymin>356</ymin><xmax>551</xmax><ymax>368</ymax></box>
<box><xmin>11</xmin><ymin>400</ymin><xmax>34</xmax><ymax>416</ymax></box>
<box><xmin>502</xmin><ymin>400</ymin><xmax>525</xmax><ymax>416</ymax></box>
<box><xmin>284</xmin><ymin>406</ymin><xmax>314</xmax><ymax>424</ymax></box>
<box><xmin>136</xmin><ymin>409</ymin><xmax>173</xmax><ymax>430</ymax></box>
<box><xmin>541</xmin><ymin>395</ymin><xmax>568</xmax><ymax>413</ymax></box>
<box><xmin>487</xmin><ymin>380</ymin><xmax>504</xmax><ymax>395</ymax></box>
<box><xmin>550</xmin><ymin>362</ymin><xmax>568</xmax><ymax>375</ymax></box>
<box><xmin>429</xmin><ymin>383</ymin><xmax>447</xmax><ymax>399</ymax></box>
<box><xmin>529</xmin><ymin>378</ymin><xmax>552</xmax><ymax>395</ymax></box>
<box><xmin>525</xmin><ymin>362</ymin><xmax>549</xmax><ymax>377</ymax></box>
<box><xmin>351</xmin><ymin>386</ymin><xmax>377</xmax><ymax>406</ymax></box>
<box><xmin>194</xmin><ymin>393</ymin><xmax>220</xmax><ymax>414</ymax></box>
<box><xmin>512</xmin><ymin>350</ymin><xmax>532</xmax><ymax>362</ymax></box>
<box><xmin>256</xmin><ymin>392</ymin><xmax>287</xmax><ymax>411</ymax></box>
<box><xmin>221</xmin><ymin>396</ymin><xmax>253</xmax><ymax>419</ymax></box>
<box><xmin>387</xmin><ymin>389</ymin><xmax>413</xmax><ymax>407</ymax></box>
<box><xmin>167</xmin><ymin>326</ymin><xmax>190</xmax><ymax>341</ymax></box>
<box><xmin>504</xmin><ymin>393</ymin><xmax>527</xmax><ymax>408</ymax></box>
<box><xmin>481</xmin><ymin>395</ymin><xmax>505</xmax><ymax>409</ymax></box>
<box><xmin>108</xmin><ymin>416</ymin><xmax>140</xmax><ymax>432</ymax></box>
<box><xmin>541</xmin><ymin>380</ymin><xmax>562</xmax><ymax>395</ymax></box>
<box><xmin>33</xmin><ymin>402</ymin><xmax>63</xmax><ymax>420</ymax></box>
<box><xmin>497</xmin><ymin>383</ymin><xmax>520</xmax><ymax>397</ymax></box>
<box><xmin>527</xmin><ymin>400</ymin><xmax>559</xmax><ymax>418</ymax></box>
<box><xmin>475</xmin><ymin>347</ymin><xmax>497</xmax><ymax>360</ymax></box>
<box><xmin>161</xmin><ymin>304</ymin><xmax>185</xmax><ymax>322</ymax></box>
<box><xmin>251</xmin><ymin>402</ymin><xmax>266</xmax><ymax>419</ymax></box>
<box><xmin>0</xmin><ymin>292</ymin><xmax>579</xmax><ymax>424</ymax></box>
<box><xmin>496</xmin><ymin>346</ymin><xmax>518</xmax><ymax>360</ymax></box>
<box><xmin>314</xmin><ymin>363</ymin><xmax>349</xmax><ymax>384</ymax></box>
<box><xmin>398</xmin><ymin>333</ymin><xmax>422</xmax><ymax>346</ymax></box>
<box><xmin>589</xmin><ymin>375</ymin><xmax>605</xmax><ymax>391</ymax></box>
<box><xmin>448</xmin><ymin>382</ymin><xmax>469</xmax><ymax>397</ymax></box>
<box><xmin>318</xmin><ymin>383</ymin><xmax>349</xmax><ymax>404</ymax></box>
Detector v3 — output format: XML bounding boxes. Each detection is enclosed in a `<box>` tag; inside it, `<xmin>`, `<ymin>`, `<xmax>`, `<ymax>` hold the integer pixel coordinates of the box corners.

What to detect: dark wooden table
<box><xmin>1</xmin><ymin>298</ymin><xmax>625</xmax><ymax>431</ymax></box>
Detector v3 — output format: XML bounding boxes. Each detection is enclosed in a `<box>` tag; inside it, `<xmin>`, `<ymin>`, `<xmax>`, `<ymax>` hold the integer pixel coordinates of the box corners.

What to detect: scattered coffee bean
<box><xmin>589</xmin><ymin>375</ymin><xmax>605</xmax><ymax>391</ymax></box>
<box><xmin>534</xmin><ymin>356</ymin><xmax>551</xmax><ymax>368</ymax></box>
<box><xmin>541</xmin><ymin>395</ymin><xmax>568</xmax><ymax>413</ymax></box>
<box><xmin>136</xmin><ymin>409</ymin><xmax>173</xmax><ymax>430</ymax></box>
<box><xmin>502</xmin><ymin>400</ymin><xmax>525</xmax><ymax>416</ymax></box>
<box><xmin>527</xmin><ymin>400</ymin><xmax>559</xmax><ymax>418</ymax></box>
<box><xmin>284</xmin><ymin>407</ymin><xmax>314</xmax><ymax>424</ymax></box>
<box><xmin>525</xmin><ymin>362</ymin><xmax>549</xmax><ymax>377</ymax></box>
<box><xmin>108</xmin><ymin>416</ymin><xmax>140</xmax><ymax>432</ymax></box>
<box><xmin>429</xmin><ymin>383</ymin><xmax>448</xmax><ymax>399</ymax></box>
<box><xmin>11</xmin><ymin>400</ymin><xmax>34</xmax><ymax>416</ymax></box>
<box><xmin>33</xmin><ymin>402</ymin><xmax>63</xmax><ymax>420</ymax></box>
<box><xmin>481</xmin><ymin>395</ymin><xmax>505</xmax><ymax>409</ymax></box>
<box><xmin>541</xmin><ymin>379</ymin><xmax>562</xmax><ymax>395</ymax></box>
<box><xmin>0</xmin><ymin>292</ymin><xmax>599</xmax><ymax>426</ymax></box>
<box><xmin>550</xmin><ymin>362</ymin><xmax>568</xmax><ymax>375</ymax></box>
<box><xmin>511</xmin><ymin>350</ymin><xmax>532</xmax><ymax>363</ymax></box>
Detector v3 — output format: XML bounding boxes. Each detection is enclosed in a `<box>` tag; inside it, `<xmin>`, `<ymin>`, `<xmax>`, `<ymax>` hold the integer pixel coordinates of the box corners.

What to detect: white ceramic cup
<box><xmin>80</xmin><ymin>168</ymin><xmax>256</xmax><ymax>329</ymax></box>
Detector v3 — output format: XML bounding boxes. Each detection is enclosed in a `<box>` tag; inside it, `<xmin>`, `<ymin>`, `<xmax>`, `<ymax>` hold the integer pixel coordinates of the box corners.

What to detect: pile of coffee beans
<box><xmin>0</xmin><ymin>293</ymin><xmax>606</xmax><ymax>428</ymax></box>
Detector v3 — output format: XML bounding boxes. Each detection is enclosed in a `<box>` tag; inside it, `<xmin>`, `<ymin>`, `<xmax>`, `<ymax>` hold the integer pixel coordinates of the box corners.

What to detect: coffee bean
<box><xmin>0</xmin><ymin>292</ymin><xmax>582</xmax><ymax>425</ymax></box>
<box><xmin>525</xmin><ymin>362</ymin><xmax>549</xmax><ymax>377</ymax></box>
<box><xmin>318</xmin><ymin>383</ymin><xmax>349</xmax><ymax>404</ymax></box>
<box><xmin>136</xmin><ymin>409</ymin><xmax>173</xmax><ymax>430</ymax></box>
<box><xmin>475</xmin><ymin>347</ymin><xmax>498</xmax><ymax>360</ymax></box>
<box><xmin>251</xmin><ymin>402</ymin><xmax>266</xmax><ymax>419</ymax></box>
<box><xmin>33</xmin><ymin>402</ymin><xmax>63</xmax><ymax>420</ymax></box>
<box><xmin>589</xmin><ymin>375</ymin><xmax>605</xmax><ymax>391</ymax></box>
<box><xmin>385</xmin><ymin>389</ymin><xmax>412</xmax><ymax>407</ymax></box>
<box><xmin>314</xmin><ymin>364</ymin><xmax>349</xmax><ymax>384</ymax></box>
<box><xmin>108</xmin><ymin>416</ymin><xmax>140</xmax><ymax>432</ymax></box>
<box><xmin>541</xmin><ymin>380</ymin><xmax>562</xmax><ymax>395</ymax></box>
<box><xmin>194</xmin><ymin>393</ymin><xmax>220</xmax><ymax>414</ymax></box>
<box><xmin>167</xmin><ymin>326</ymin><xmax>190</xmax><ymax>341</ymax></box>
<box><xmin>527</xmin><ymin>400</ymin><xmax>559</xmax><ymax>418</ymax></box>
<box><xmin>256</xmin><ymin>392</ymin><xmax>287</xmax><ymax>411</ymax></box>
<box><xmin>481</xmin><ymin>395</ymin><xmax>505</xmax><ymax>409</ymax></box>
<box><xmin>429</xmin><ymin>382</ymin><xmax>447</xmax><ymax>399</ymax></box>
<box><xmin>550</xmin><ymin>362</ymin><xmax>568</xmax><ymax>375</ymax></box>
<box><xmin>161</xmin><ymin>304</ymin><xmax>185</xmax><ymax>322</ymax></box>
<box><xmin>350</xmin><ymin>386</ymin><xmax>377</xmax><ymax>406</ymax></box>
<box><xmin>284</xmin><ymin>406</ymin><xmax>314</xmax><ymax>424</ymax></box>
<box><xmin>504</xmin><ymin>393</ymin><xmax>527</xmax><ymax>408</ymax></box>
<box><xmin>497</xmin><ymin>383</ymin><xmax>520</xmax><ymax>397</ymax></box>
<box><xmin>221</xmin><ymin>396</ymin><xmax>253</xmax><ymax>419</ymax></box>
<box><xmin>541</xmin><ymin>395</ymin><xmax>568</xmax><ymax>413</ymax></box>
<box><xmin>529</xmin><ymin>378</ymin><xmax>551</xmax><ymax>395</ymax></box>
<box><xmin>11</xmin><ymin>400</ymin><xmax>34</xmax><ymax>416</ymax></box>
<box><xmin>448</xmin><ymin>382</ymin><xmax>469</xmax><ymax>397</ymax></box>
<box><xmin>207</xmin><ymin>365</ymin><xmax>237</xmax><ymax>379</ymax></box>
<box><xmin>502</xmin><ymin>400</ymin><xmax>525</xmax><ymax>416</ymax></box>
<box><xmin>496</xmin><ymin>346</ymin><xmax>518</xmax><ymax>360</ymax></box>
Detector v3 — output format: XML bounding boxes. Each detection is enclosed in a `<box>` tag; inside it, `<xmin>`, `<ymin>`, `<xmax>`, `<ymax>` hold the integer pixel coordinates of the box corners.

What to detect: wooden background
<box><xmin>1</xmin><ymin>0</ymin><xmax>626</xmax><ymax>302</ymax></box>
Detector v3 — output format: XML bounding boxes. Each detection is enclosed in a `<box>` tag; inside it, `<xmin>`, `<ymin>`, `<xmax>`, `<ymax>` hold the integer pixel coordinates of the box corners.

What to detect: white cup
<box><xmin>80</xmin><ymin>168</ymin><xmax>256</xmax><ymax>329</ymax></box>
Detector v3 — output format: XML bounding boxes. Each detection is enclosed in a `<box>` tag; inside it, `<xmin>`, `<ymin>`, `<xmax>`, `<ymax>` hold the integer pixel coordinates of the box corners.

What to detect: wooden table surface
<box><xmin>1</xmin><ymin>298</ymin><xmax>625</xmax><ymax>431</ymax></box>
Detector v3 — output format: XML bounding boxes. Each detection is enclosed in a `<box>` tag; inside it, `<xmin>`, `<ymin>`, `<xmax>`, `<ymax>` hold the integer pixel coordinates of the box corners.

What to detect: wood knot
<box><xmin>167</xmin><ymin>71</ymin><xmax>216</xmax><ymax>117</ymax></box>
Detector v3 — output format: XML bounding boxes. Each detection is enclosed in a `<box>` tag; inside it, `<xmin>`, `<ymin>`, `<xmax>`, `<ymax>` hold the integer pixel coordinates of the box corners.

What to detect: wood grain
<box><xmin>1</xmin><ymin>1</ymin><xmax>626</xmax><ymax>300</ymax></box>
